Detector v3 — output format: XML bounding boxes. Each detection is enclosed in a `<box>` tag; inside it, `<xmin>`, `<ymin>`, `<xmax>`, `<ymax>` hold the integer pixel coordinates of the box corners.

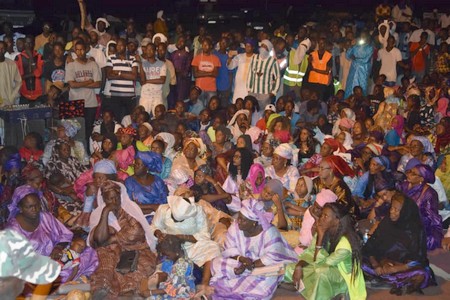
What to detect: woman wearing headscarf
<box><xmin>151</xmin><ymin>196</ymin><xmax>222</xmax><ymax>295</ymax></box>
<box><xmin>6</xmin><ymin>185</ymin><xmax>98</xmax><ymax>283</ymax></box>
<box><xmin>285</xmin><ymin>176</ymin><xmax>314</xmax><ymax>231</ymax></box>
<box><xmin>265</xmin><ymin>143</ymin><xmax>300</xmax><ymax>194</ymax></box>
<box><xmin>0</xmin><ymin>153</ymin><xmax>22</xmax><ymax>229</ymax></box>
<box><xmin>170</xmin><ymin>137</ymin><xmax>206</xmax><ymax>179</ymax></box>
<box><xmin>125</xmin><ymin>151</ymin><xmax>168</xmax><ymax>222</ymax></box>
<box><xmin>362</xmin><ymin>192</ymin><xmax>437</xmax><ymax>295</ymax></box>
<box><xmin>42</xmin><ymin>119</ymin><xmax>89</xmax><ymax>166</ymax></box>
<box><xmin>313</xmin><ymin>155</ymin><xmax>358</xmax><ymax>218</ymax></box>
<box><xmin>210</xmin><ymin>199</ymin><xmax>297</xmax><ymax>300</ymax></box>
<box><xmin>89</xmin><ymin>181</ymin><xmax>157</xmax><ymax>298</ymax></box>
<box><xmin>398</xmin><ymin>164</ymin><xmax>443</xmax><ymax>250</ymax></box>
<box><xmin>254</xmin><ymin>134</ymin><xmax>280</xmax><ymax>168</ymax></box>
<box><xmin>435</xmin><ymin>117</ymin><xmax>450</xmax><ymax>154</ymax></box>
<box><xmin>285</xmin><ymin>202</ymin><xmax>366</xmax><ymax>300</ymax></box>
<box><xmin>244</xmin><ymin>163</ymin><xmax>266</xmax><ymax>198</ymax></box>
<box><xmin>397</xmin><ymin>135</ymin><xmax>435</xmax><ymax>173</ymax></box>
<box><xmin>155</xmin><ymin>132</ymin><xmax>177</xmax><ymax>161</ymax></box>
<box><xmin>117</xmin><ymin>127</ymin><xmax>149</xmax><ymax>153</ymax></box>
<box><xmin>332</xmin><ymin>108</ymin><xmax>356</xmax><ymax>137</ymax></box>
<box><xmin>300</xmin><ymin>138</ymin><xmax>343</xmax><ymax>178</ymax></box>
<box><xmin>228</xmin><ymin>109</ymin><xmax>251</xmax><ymax>142</ymax></box>
<box><xmin>385</xmin><ymin>115</ymin><xmax>405</xmax><ymax>146</ymax></box>
<box><xmin>353</xmin><ymin>156</ymin><xmax>394</xmax><ymax>217</ymax></box>
<box><xmin>149</xmin><ymin>139</ymin><xmax>172</xmax><ymax>180</ymax></box>
<box><xmin>111</xmin><ymin>144</ymin><xmax>135</xmax><ymax>176</ymax></box>
<box><xmin>222</xmin><ymin>147</ymin><xmax>254</xmax><ymax>213</ymax></box>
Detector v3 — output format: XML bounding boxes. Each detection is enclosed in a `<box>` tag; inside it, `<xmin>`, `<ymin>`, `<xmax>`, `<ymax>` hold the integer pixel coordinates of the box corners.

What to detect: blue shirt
<box><xmin>214</xmin><ymin>50</ymin><xmax>231</xmax><ymax>91</ymax></box>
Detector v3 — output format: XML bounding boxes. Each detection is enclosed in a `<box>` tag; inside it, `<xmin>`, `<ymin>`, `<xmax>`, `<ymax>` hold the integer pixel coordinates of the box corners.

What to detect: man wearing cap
<box><xmin>256</xmin><ymin>104</ymin><xmax>276</xmax><ymax>131</ymax></box>
<box><xmin>139</xmin><ymin>43</ymin><xmax>166</xmax><ymax>116</ymax></box>
<box><xmin>0</xmin><ymin>229</ymin><xmax>61</xmax><ymax>299</ymax></box>
<box><xmin>79</xmin><ymin>0</ymin><xmax>111</xmax><ymax>47</ymax></box>
<box><xmin>227</xmin><ymin>37</ymin><xmax>256</xmax><ymax>103</ymax></box>
<box><xmin>246</xmin><ymin>39</ymin><xmax>281</xmax><ymax>109</ymax></box>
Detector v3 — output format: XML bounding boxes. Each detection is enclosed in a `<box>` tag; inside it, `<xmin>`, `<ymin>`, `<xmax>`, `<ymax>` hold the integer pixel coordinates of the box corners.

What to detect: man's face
<box><xmin>176</xmin><ymin>37</ymin><xmax>185</xmax><ymax>50</ymax></box>
<box><xmin>24</xmin><ymin>37</ymin><xmax>34</xmax><ymax>51</ymax></box>
<box><xmin>145</xmin><ymin>45</ymin><xmax>155</xmax><ymax>59</ymax></box>
<box><xmin>202</xmin><ymin>40</ymin><xmax>211</xmax><ymax>54</ymax></box>
<box><xmin>97</xmin><ymin>21</ymin><xmax>106</xmax><ymax>32</ymax></box>
<box><xmin>43</xmin><ymin>23</ymin><xmax>51</xmax><ymax>34</ymax></box>
<box><xmin>3</xmin><ymin>37</ymin><xmax>13</xmax><ymax>51</ymax></box>
<box><xmin>89</xmin><ymin>31</ymin><xmax>99</xmax><ymax>45</ymax></box>
<box><xmin>74</xmin><ymin>44</ymin><xmax>86</xmax><ymax>59</ymax></box>
<box><xmin>0</xmin><ymin>42</ymin><xmax>6</xmax><ymax>59</ymax></box>
<box><xmin>157</xmin><ymin>44</ymin><xmax>167</xmax><ymax>59</ymax></box>
<box><xmin>116</xmin><ymin>40</ymin><xmax>126</xmax><ymax>55</ymax></box>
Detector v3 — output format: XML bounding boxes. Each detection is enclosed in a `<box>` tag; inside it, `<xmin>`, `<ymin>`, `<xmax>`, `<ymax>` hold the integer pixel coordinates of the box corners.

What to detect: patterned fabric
<box><xmin>152</xmin><ymin>258</ymin><xmax>196</xmax><ymax>299</ymax></box>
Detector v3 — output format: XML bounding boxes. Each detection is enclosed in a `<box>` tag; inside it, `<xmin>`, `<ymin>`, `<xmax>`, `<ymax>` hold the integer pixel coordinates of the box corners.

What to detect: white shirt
<box><xmin>409</xmin><ymin>29</ymin><xmax>436</xmax><ymax>46</ymax></box>
<box><xmin>378</xmin><ymin>47</ymin><xmax>402</xmax><ymax>82</ymax></box>
<box><xmin>439</xmin><ymin>14</ymin><xmax>450</xmax><ymax>29</ymax></box>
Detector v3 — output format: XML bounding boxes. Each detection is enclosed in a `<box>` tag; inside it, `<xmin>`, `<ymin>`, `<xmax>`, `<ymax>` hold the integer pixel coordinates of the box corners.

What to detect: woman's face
<box><xmin>212</xmin><ymin>117</ymin><xmax>222</xmax><ymax>130</ymax></box>
<box><xmin>369</xmin><ymin>159</ymin><xmax>383</xmax><ymax>175</ymax></box>
<box><xmin>409</xmin><ymin>140</ymin><xmax>424</xmax><ymax>157</ymax></box>
<box><xmin>336</xmin><ymin>132</ymin><xmax>346</xmax><ymax>145</ymax></box>
<box><xmin>102</xmin><ymin>138</ymin><xmax>114</xmax><ymax>153</ymax></box>
<box><xmin>436</xmin><ymin>123</ymin><xmax>445</xmax><ymax>136</ymax></box>
<box><xmin>271</xmin><ymin>153</ymin><xmax>286</xmax><ymax>170</ymax></box>
<box><xmin>261</xmin><ymin>142</ymin><xmax>274</xmax><ymax>157</ymax></box>
<box><xmin>194</xmin><ymin>170</ymin><xmax>206</xmax><ymax>185</ymax></box>
<box><xmin>133</xmin><ymin>158</ymin><xmax>148</xmax><ymax>176</ymax></box>
<box><xmin>20</xmin><ymin>194</ymin><xmax>41</xmax><ymax>220</ymax></box>
<box><xmin>320</xmin><ymin>143</ymin><xmax>332</xmax><ymax>157</ymax></box>
<box><xmin>138</xmin><ymin>125</ymin><xmax>150</xmax><ymax>140</ymax></box>
<box><xmin>151</xmin><ymin>142</ymin><xmax>164</xmax><ymax>155</ymax></box>
<box><xmin>318</xmin><ymin>206</ymin><xmax>338</xmax><ymax>232</ymax></box>
<box><xmin>183</xmin><ymin>142</ymin><xmax>198</xmax><ymax>159</ymax></box>
<box><xmin>274</xmin><ymin>121</ymin><xmax>283</xmax><ymax>132</ymax></box>
<box><xmin>236</xmin><ymin>137</ymin><xmax>246</xmax><ymax>148</ymax></box>
<box><xmin>103</xmin><ymin>189</ymin><xmax>121</xmax><ymax>212</ymax></box>
<box><xmin>24</xmin><ymin>135</ymin><xmax>37</xmax><ymax>149</ymax></box>
<box><xmin>237</xmin><ymin>212</ymin><xmax>256</xmax><ymax>232</ymax></box>
<box><xmin>310</xmin><ymin>201</ymin><xmax>323</xmax><ymax>218</ymax></box>
<box><xmin>233</xmin><ymin>151</ymin><xmax>242</xmax><ymax>166</ymax></box>
<box><xmin>300</xmin><ymin>129</ymin><xmax>310</xmax><ymax>142</ymax></box>
<box><xmin>56</xmin><ymin>126</ymin><xmax>67</xmax><ymax>139</ymax></box>
<box><xmin>93</xmin><ymin>172</ymin><xmax>109</xmax><ymax>188</ymax></box>
<box><xmin>318</xmin><ymin>161</ymin><xmax>333</xmax><ymax>181</ymax></box>
<box><xmin>244</xmin><ymin>100</ymin><xmax>253</xmax><ymax>112</ymax></box>
<box><xmin>364</xmin><ymin>118</ymin><xmax>374</xmax><ymax>130</ymax></box>
<box><xmin>176</xmin><ymin>124</ymin><xmax>186</xmax><ymax>136</ymax></box>
<box><xmin>235</xmin><ymin>99</ymin><xmax>244</xmax><ymax>110</ymax></box>
<box><xmin>103</xmin><ymin>111</ymin><xmax>113</xmax><ymax>124</ymax></box>
<box><xmin>295</xmin><ymin>178</ymin><xmax>308</xmax><ymax>197</ymax></box>
<box><xmin>391</xmin><ymin>117</ymin><xmax>398</xmax><ymax>128</ymax></box>
<box><xmin>276</xmin><ymin>99</ymin><xmax>285</xmax><ymax>112</ymax></box>
<box><xmin>353</xmin><ymin>122</ymin><xmax>362</xmax><ymax>135</ymax></box>
<box><xmin>27</xmin><ymin>170</ymin><xmax>44</xmax><ymax>189</ymax></box>
<box><xmin>58</xmin><ymin>143</ymin><xmax>71</xmax><ymax>159</ymax></box>
<box><xmin>406</xmin><ymin>167</ymin><xmax>423</xmax><ymax>186</ymax></box>
<box><xmin>215</xmin><ymin>130</ymin><xmax>225</xmax><ymax>144</ymax></box>
<box><xmin>389</xmin><ymin>198</ymin><xmax>403</xmax><ymax>222</ymax></box>
<box><xmin>119</xmin><ymin>133</ymin><xmax>133</xmax><ymax>147</ymax></box>
<box><xmin>377</xmin><ymin>189</ymin><xmax>395</xmax><ymax>203</ymax></box>
<box><xmin>236</xmin><ymin>114</ymin><xmax>248</xmax><ymax>128</ymax></box>
<box><xmin>261</xmin><ymin>185</ymin><xmax>275</xmax><ymax>201</ymax></box>
<box><xmin>361</xmin><ymin>147</ymin><xmax>373</xmax><ymax>162</ymax></box>
<box><xmin>255</xmin><ymin>172</ymin><xmax>264</xmax><ymax>187</ymax></box>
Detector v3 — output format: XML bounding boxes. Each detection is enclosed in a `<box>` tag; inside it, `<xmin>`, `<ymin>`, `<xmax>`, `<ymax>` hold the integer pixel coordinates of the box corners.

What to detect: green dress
<box><xmin>284</xmin><ymin>235</ymin><xmax>367</xmax><ymax>300</ymax></box>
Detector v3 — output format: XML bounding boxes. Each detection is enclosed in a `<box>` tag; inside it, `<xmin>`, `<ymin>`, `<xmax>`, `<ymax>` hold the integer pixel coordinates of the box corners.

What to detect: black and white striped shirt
<box><xmin>106</xmin><ymin>55</ymin><xmax>138</xmax><ymax>98</ymax></box>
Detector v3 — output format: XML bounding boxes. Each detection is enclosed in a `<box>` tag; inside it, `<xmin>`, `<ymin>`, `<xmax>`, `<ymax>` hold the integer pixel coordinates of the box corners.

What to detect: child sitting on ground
<box><xmin>58</xmin><ymin>237</ymin><xmax>87</xmax><ymax>282</ymax></box>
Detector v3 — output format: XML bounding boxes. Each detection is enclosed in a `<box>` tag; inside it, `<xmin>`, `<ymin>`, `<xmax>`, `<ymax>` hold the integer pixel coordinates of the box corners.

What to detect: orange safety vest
<box><xmin>308</xmin><ymin>50</ymin><xmax>332</xmax><ymax>85</ymax></box>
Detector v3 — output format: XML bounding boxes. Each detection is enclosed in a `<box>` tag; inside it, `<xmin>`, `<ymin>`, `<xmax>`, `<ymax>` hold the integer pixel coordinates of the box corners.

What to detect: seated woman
<box><xmin>171</xmin><ymin>138</ymin><xmax>206</xmax><ymax>179</ymax></box>
<box><xmin>211</xmin><ymin>125</ymin><xmax>234</xmax><ymax>184</ymax></box>
<box><xmin>362</xmin><ymin>192</ymin><xmax>437</xmax><ymax>295</ymax></box>
<box><xmin>242</xmin><ymin>163</ymin><xmax>266</xmax><ymax>199</ymax></box>
<box><xmin>1</xmin><ymin>153</ymin><xmax>24</xmax><ymax>229</ymax></box>
<box><xmin>300</xmin><ymin>138</ymin><xmax>342</xmax><ymax>178</ymax></box>
<box><xmin>19</xmin><ymin>132</ymin><xmax>44</xmax><ymax>163</ymax></box>
<box><xmin>89</xmin><ymin>181</ymin><xmax>157</xmax><ymax>298</ymax></box>
<box><xmin>190</xmin><ymin>164</ymin><xmax>231</xmax><ymax>214</ymax></box>
<box><xmin>90</xmin><ymin>133</ymin><xmax>118</xmax><ymax>163</ymax></box>
<box><xmin>254</xmin><ymin>134</ymin><xmax>279</xmax><ymax>169</ymax></box>
<box><xmin>222</xmin><ymin>147</ymin><xmax>253</xmax><ymax>213</ymax></box>
<box><xmin>137</xmin><ymin>122</ymin><xmax>154</xmax><ymax>149</ymax></box>
<box><xmin>296</xmin><ymin>127</ymin><xmax>320</xmax><ymax>166</ymax></box>
<box><xmin>385</xmin><ymin>115</ymin><xmax>405</xmax><ymax>147</ymax></box>
<box><xmin>90</xmin><ymin>110</ymin><xmax>122</xmax><ymax>154</ymax></box>
<box><xmin>210</xmin><ymin>199</ymin><xmax>297</xmax><ymax>300</ymax></box>
<box><xmin>285</xmin><ymin>176</ymin><xmax>314</xmax><ymax>230</ymax></box>
<box><xmin>150</xmin><ymin>139</ymin><xmax>172</xmax><ymax>180</ymax></box>
<box><xmin>125</xmin><ymin>151</ymin><xmax>168</xmax><ymax>222</ymax></box>
<box><xmin>285</xmin><ymin>202</ymin><xmax>366</xmax><ymax>300</ymax></box>
<box><xmin>265</xmin><ymin>143</ymin><xmax>300</xmax><ymax>193</ymax></box>
<box><xmin>117</xmin><ymin>127</ymin><xmax>149</xmax><ymax>153</ymax></box>
<box><xmin>6</xmin><ymin>185</ymin><xmax>98</xmax><ymax>283</ymax></box>
<box><xmin>397</xmin><ymin>136</ymin><xmax>435</xmax><ymax>173</ymax></box>
<box><xmin>154</xmin><ymin>132</ymin><xmax>177</xmax><ymax>161</ymax></box>
<box><xmin>398</xmin><ymin>163</ymin><xmax>443</xmax><ymax>250</ymax></box>
<box><xmin>151</xmin><ymin>196</ymin><xmax>222</xmax><ymax>296</ymax></box>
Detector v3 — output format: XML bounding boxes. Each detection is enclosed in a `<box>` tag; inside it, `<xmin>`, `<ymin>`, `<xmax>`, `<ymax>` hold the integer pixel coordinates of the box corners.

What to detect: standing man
<box><xmin>410</xmin><ymin>32</ymin><xmax>430</xmax><ymax>82</ymax></box>
<box><xmin>214</xmin><ymin>37</ymin><xmax>231</xmax><ymax>107</ymax></box>
<box><xmin>34</xmin><ymin>22</ymin><xmax>52</xmax><ymax>51</ymax></box>
<box><xmin>105</xmin><ymin>38</ymin><xmax>139</xmax><ymax>122</ymax></box>
<box><xmin>170</xmin><ymin>36</ymin><xmax>192</xmax><ymax>107</ymax></box>
<box><xmin>227</xmin><ymin>37</ymin><xmax>256</xmax><ymax>103</ymax></box>
<box><xmin>140</xmin><ymin>43</ymin><xmax>166</xmax><ymax>116</ymax></box>
<box><xmin>192</xmin><ymin>37</ymin><xmax>220</xmax><ymax>106</ymax></box>
<box><xmin>246</xmin><ymin>39</ymin><xmax>280</xmax><ymax>109</ymax></box>
<box><xmin>378</xmin><ymin>35</ymin><xmax>408</xmax><ymax>86</ymax></box>
<box><xmin>0</xmin><ymin>41</ymin><xmax>22</xmax><ymax>107</ymax></box>
<box><xmin>15</xmin><ymin>35</ymin><xmax>44</xmax><ymax>104</ymax></box>
<box><xmin>306</xmin><ymin>37</ymin><xmax>332</xmax><ymax>101</ymax></box>
<box><xmin>65</xmin><ymin>41</ymin><xmax>101</xmax><ymax>146</ymax></box>
<box><xmin>157</xmin><ymin>43</ymin><xmax>176</xmax><ymax>109</ymax></box>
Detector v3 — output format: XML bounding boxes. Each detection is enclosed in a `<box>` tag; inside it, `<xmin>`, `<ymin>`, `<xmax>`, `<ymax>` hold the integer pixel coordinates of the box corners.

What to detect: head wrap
<box><xmin>157</xmin><ymin>10</ymin><xmax>164</xmax><ymax>20</ymax></box>
<box><xmin>95</xmin><ymin>18</ymin><xmax>110</xmax><ymax>31</ymax></box>
<box><xmin>374</xmin><ymin>177</ymin><xmax>396</xmax><ymax>193</ymax></box>
<box><xmin>141</xmin><ymin>122</ymin><xmax>153</xmax><ymax>133</ymax></box>
<box><xmin>297</xmin><ymin>176</ymin><xmax>313</xmax><ymax>199</ymax></box>
<box><xmin>228</xmin><ymin>109</ymin><xmax>250</xmax><ymax>126</ymax></box>
<box><xmin>136</xmin><ymin>151</ymin><xmax>163</xmax><ymax>173</ymax></box>
<box><xmin>341</xmin><ymin>131</ymin><xmax>353</xmax><ymax>151</ymax></box>
<box><xmin>114</xmin><ymin>146</ymin><xmax>135</xmax><ymax>170</ymax></box>
<box><xmin>273</xmin><ymin>130</ymin><xmax>290</xmax><ymax>143</ymax></box>
<box><xmin>339</xmin><ymin>118</ymin><xmax>355</xmax><ymax>130</ymax></box>
<box><xmin>106</xmin><ymin>40</ymin><xmax>117</xmax><ymax>58</ymax></box>
<box><xmin>414</xmin><ymin>164</ymin><xmax>436</xmax><ymax>184</ymax></box>
<box><xmin>265</xmin><ymin>104</ymin><xmax>276</xmax><ymax>112</ymax></box>
<box><xmin>3</xmin><ymin>153</ymin><xmax>21</xmax><ymax>172</ymax></box>
<box><xmin>168</xmin><ymin>196</ymin><xmax>197</xmax><ymax>221</ymax></box>
<box><xmin>323</xmin><ymin>155</ymin><xmax>355</xmax><ymax>178</ymax></box>
<box><xmin>342</xmin><ymin>108</ymin><xmax>356</xmax><ymax>121</ymax></box>
<box><xmin>8</xmin><ymin>184</ymin><xmax>40</xmax><ymax>220</ymax></box>
<box><xmin>240</xmin><ymin>199</ymin><xmax>274</xmax><ymax>231</ymax></box>
<box><xmin>155</xmin><ymin>132</ymin><xmax>176</xmax><ymax>157</ymax></box>
<box><xmin>260</xmin><ymin>39</ymin><xmax>274</xmax><ymax>52</ymax></box>
<box><xmin>266</xmin><ymin>113</ymin><xmax>281</xmax><ymax>129</ymax></box>
<box><xmin>371</xmin><ymin>155</ymin><xmax>391</xmax><ymax>172</ymax></box>
<box><xmin>243</xmin><ymin>37</ymin><xmax>257</xmax><ymax>49</ymax></box>
<box><xmin>197</xmin><ymin>164</ymin><xmax>212</xmax><ymax>176</ymax></box>
<box><xmin>315</xmin><ymin>189</ymin><xmax>338</xmax><ymax>207</ymax></box>
<box><xmin>392</xmin><ymin>115</ymin><xmax>405</xmax><ymax>140</ymax></box>
<box><xmin>93</xmin><ymin>159</ymin><xmax>117</xmax><ymax>174</ymax></box>
<box><xmin>274</xmin><ymin>143</ymin><xmax>293</xmax><ymax>160</ymax></box>
<box><xmin>141</xmin><ymin>37</ymin><xmax>152</xmax><ymax>47</ymax></box>
<box><xmin>60</xmin><ymin>119</ymin><xmax>81</xmax><ymax>138</ymax></box>
<box><xmin>89</xmin><ymin>181</ymin><xmax>156</xmax><ymax>251</ymax></box>
<box><xmin>170</xmin><ymin>168</ymin><xmax>193</xmax><ymax>187</ymax></box>
<box><xmin>118</xmin><ymin>127</ymin><xmax>137</xmax><ymax>137</ymax></box>
<box><xmin>324</xmin><ymin>138</ymin><xmax>346</xmax><ymax>153</ymax></box>
<box><xmin>366</xmin><ymin>143</ymin><xmax>383</xmax><ymax>156</ymax></box>
<box><xmin>412</xmin><ymin>136</ymin><xmax>434</xmax><ymax>154</ymax></box>
<box><xmin>265</xmin><ymin>179</ymin><xmax>284</xmax><ymax>199</ymax></box>
<box><xmin>247</xmin><ymin>163</ymin><xmax>265</xmax><ymax>194</ymax></box>
<box><xmin>152</xmin><ymin>33</ymin><xmax>168</xmax><ymax>44</ymax></box>
<box><xmin>184</xmin><ymin>137</ymin><xmax>206</xmax><ymax>158</ymax></box>
<box><xmin>378</xmin><ymin>20</ymin><xmax>390</xmax><ymax>48</ymax></box>
<box><xmin>405</xmin><ymin>157</ymin><xmax>421</xmax><ymax>172</ymax></box>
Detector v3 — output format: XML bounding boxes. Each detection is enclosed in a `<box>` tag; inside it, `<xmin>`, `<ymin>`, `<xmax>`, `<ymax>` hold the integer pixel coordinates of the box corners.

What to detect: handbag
<box><xmin>116</xmin><ymin>250</ymin><xmax>139</xmax><ymax>274</ymax></box>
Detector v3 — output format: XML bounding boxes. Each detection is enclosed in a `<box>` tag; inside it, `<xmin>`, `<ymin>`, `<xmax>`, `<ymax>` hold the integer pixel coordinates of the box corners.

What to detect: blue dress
<box><xmin>345</xmin><ymin>44</ymin><xmax>374</xmax><ymax>98</ymax></box>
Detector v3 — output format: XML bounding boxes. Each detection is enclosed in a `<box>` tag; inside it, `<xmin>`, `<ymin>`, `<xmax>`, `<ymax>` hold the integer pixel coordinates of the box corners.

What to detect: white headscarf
<box><xmin>95</xmin><ymin>18</ymin><xmax>110</xmax><ymax>32</ymax></box>
<box><xmin>260</xmin><ymin>39</ymin><xmax>274</xmax><ymax>52</ymax></box>
<box><xmin>152</xmin><ymin>33</ymin><xmax>168</xmax><ymax>44</ymax></box>
<box><xmin>88</xmin><ymin>181</ymin><xmax>157</xmax><ymax>251</ymax></box>
<box><xmin>168</xmin><ymin>196</ymin><xmax>197</xmax><ymax>221</ymax></box>
<box><xmin>378</xmin><ymin>20</ymin><xmax>390</xmax><ymax>49</ymax></box>
<box><xmin>155</xmin><ymin>132</ymin><xmax>176</xmax><ymax>160</ymax></box>
<box><xmin>157</xmin><ymin>10</ymin><xmax>164</xmax><ymax>21</ymax></box>
<box><xmin>274</xmin><ymin>143</ymin><xmax>299</xmax><ymax>167</ymax></box>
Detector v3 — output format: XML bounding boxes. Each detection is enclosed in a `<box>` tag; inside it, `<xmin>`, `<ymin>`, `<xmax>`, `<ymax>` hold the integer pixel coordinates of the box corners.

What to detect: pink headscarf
<box><xmin>246</xmin><ymin>163</ymin><xmax>265</xmax><ymax>194</ymax></box>
<box><xmin>339</xmin><ymin>118</ymin><xmax>355</xmax><ymax>130</ymax></box>
<box><xmin>315</xmin><ymin>189</ymin><xmax>338</xmax><ymax>207</ymax></box>
<box><xmin>437</xmin><ymin>98</ymin><xmax>450</xmax><ymax>117</ymax></box>
<box><xmin>115</xmin><ymin>146</ymin><xmax>135</xmax><ymax>170</ymax></box>
<box><xmin>392</xmin><ymin>115</ymin><xmax>405</xmax><ymax>140</ymax></box>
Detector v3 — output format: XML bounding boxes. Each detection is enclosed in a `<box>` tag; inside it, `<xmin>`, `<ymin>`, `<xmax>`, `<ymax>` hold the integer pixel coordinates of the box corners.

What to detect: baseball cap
<box><xmin>0</xmin><ymin>229</ymin><xmax>61</xmax><ymax>284</ymax></box>
<box><xmin>265</xmin><ymin>104</ymin><xmax>276</xmax><ymax>112</ymax></box>
<box><xmin>141</xmin><ymin>38</ymin><xmax>152</xmax><ymax>47</ymax></box>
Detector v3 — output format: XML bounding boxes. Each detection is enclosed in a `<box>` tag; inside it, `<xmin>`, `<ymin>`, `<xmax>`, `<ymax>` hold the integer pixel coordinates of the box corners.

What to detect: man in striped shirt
<box><xmin>105</xmin><ymin>38</ymin><xmax>139</xmax><ymax>122</ymax></box>
<box><xmin>246</xmin><ymin>39</ymin><xmax>281</xmax><ymax>109</ymax></box>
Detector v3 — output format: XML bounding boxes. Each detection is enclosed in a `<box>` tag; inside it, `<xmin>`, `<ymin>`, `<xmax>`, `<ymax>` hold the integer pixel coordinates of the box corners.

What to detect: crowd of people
<box><xmin>1</xmin><ymin>0</ymin><xmax>450</xmax><ymax>299</ymax></box>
